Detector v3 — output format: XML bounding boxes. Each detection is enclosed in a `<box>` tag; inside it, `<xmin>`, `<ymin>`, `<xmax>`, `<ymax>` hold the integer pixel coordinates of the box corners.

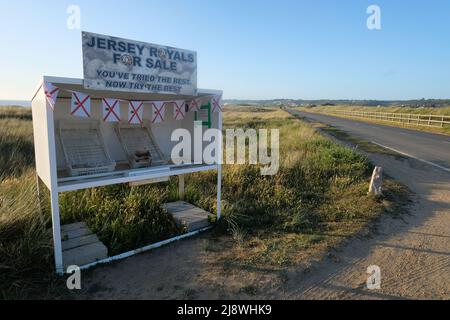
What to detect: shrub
<box><xmin>59</xmin><ymin>183</ymin><xmax>181</xmax><ymax>255</ymax></box>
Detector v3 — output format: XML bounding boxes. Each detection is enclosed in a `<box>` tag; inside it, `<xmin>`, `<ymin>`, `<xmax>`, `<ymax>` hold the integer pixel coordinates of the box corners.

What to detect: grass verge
<box><xmin>0</xmin><ymin>105</ymin><xmax>410</xmax><ymax>298</ymax></box>
<box><xmin>192</xmin><ymin>108</ymin><xmax>409</xmax><ymax>275</ymax></box>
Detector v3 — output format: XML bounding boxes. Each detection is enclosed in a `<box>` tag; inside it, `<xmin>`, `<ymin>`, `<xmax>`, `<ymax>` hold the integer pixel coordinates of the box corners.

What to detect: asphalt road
<box><xmin>289</xmin><ymin>109</ymin><xmax>450</xmax><ymax>173</ymax></box>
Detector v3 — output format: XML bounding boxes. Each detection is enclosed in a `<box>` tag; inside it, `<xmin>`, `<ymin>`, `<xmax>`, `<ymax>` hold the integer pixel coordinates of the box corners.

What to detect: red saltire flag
<box><xmin>188</xmin><ymin>98</ymin><xmax>201</xmax><ymax>112</ymax></box>
<box><xmin>43</xmin><ymin>82</ymin><xmax>59</xmax><ymax>109</ymax></box>
<box><xmin>173</xmin><ymin>100</ymin><xmax>186</xmax><ymax>120</ymax></box>
<box><xmin>102</xmin><ymin>98</ymin><xmax>121</xmax><ymax>122</ymax></box>
<box><xmin>71</xmin><ymin>91</ymin><xmax>91</xmax><ymax>118</ymax></box>
<box><xmin>211</xmin><ymin>94</ymin><xmax>223</xmax><ymax>113</ymax></box>
<box><xmin>128</xmin><ymin>101</ymin><xmax>144</xmax><ymax>124</ymax></box>
<box><xmin>151</xmin><ymin>101</ymin><xmax>165</xmax><ymax>124</ymax></box>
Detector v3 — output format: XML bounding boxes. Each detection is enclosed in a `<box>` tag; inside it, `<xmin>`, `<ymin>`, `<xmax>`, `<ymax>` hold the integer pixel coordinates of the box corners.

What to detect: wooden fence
<box><xmin>317</xmin><ymin>110</ymin><xmax>450</xmax><ymax>128</ymax></box>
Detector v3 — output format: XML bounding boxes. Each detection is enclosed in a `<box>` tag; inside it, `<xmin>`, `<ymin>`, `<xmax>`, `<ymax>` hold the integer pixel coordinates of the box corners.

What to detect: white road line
<box><xmin>371</xmin><ymin>141</ymin><xmax>450</xmax><ymax>174</ymax></box>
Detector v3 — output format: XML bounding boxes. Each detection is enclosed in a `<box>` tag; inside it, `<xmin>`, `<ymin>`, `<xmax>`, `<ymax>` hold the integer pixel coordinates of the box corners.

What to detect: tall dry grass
<box><xmin>0</xmin><ymin>114</ymin><xmax>57</xmax><ymax>298</ymax></box>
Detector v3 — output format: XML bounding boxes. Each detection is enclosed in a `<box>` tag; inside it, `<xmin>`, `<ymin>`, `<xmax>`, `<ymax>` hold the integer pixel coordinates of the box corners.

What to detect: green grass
<box><xmin>186</xmin><ymin>108</ymin><xmax>409</xmax><ymax>268</ymax></box>
<box><xmin>0</xmin><ymin>105</ymin><xmax>409</xmax><ymax>298</ymax></box>
<box><xmin>59</xmin><ymin>183</ymin><xmax>181</xmax><ymax>255</ymax></box>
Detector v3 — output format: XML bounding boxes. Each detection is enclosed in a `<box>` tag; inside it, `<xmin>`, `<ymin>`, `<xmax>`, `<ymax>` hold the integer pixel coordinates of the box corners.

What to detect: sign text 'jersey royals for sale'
<box><xmin>82</xmin><ymin>31</ymin><xmax>197</xmax><ymax>95</ymax></box>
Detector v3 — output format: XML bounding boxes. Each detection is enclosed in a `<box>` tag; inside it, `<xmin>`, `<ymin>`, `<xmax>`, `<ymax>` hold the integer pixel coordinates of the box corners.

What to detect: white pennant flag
<box><xmin>102</xmin><ymin>98</ymin><xmax>121</xmax><ymax>122</ymax></box>
<box><xmin>43</xmin><ymin>82</ymin><xmax>59</xmax><ymax>109</ymax></box>
<box><xmin>173</xmin><ymin>100</ymin><xmax>186</xmax><ymax>120</ymax></box>
<box><xmin>188</xmin><ymin>98</ymin><xmax>201</xmax><ymax>112</ymax></box>
<box><xmin>211</xmin><ymin>94</ymin><xmax>223</xmax><ymax>113</ymax></box>
<box><xmin>71</xmin><ymin>91</ymin><xmax>91</xmax><ymax>117</ymax></box>
<box><xmin>151</xmin><ymin>101</ymin><xmax>165</xmax><ymax>124</ymax></box>
<box><xmin>128</xmin><ymin>101</ymin><xmax>144</xmax><ymax>124</ymax></box>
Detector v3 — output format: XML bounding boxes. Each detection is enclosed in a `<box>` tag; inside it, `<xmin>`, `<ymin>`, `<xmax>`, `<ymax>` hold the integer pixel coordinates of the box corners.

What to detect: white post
<box><xmin>216</xmin><ymin>110</ymin><xmax>223</xmax><ymax>220</ymax></box>
<box><xmin>217</xmin><ymin>164</ymin><xmax>222</xmax><ymax>220</ymax></box>
<box><xmin>368</xmin><ymin>166</ymin><xmax>383</xmax><ymax>196</ymax></box>
<box><xmin>50</xmin><ymin>189</ymin><xmax>64</xmax><ymax>274</ymax></box>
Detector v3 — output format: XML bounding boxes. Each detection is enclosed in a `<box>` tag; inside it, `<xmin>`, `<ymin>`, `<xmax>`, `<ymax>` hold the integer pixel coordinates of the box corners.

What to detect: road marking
<box><xmin>371</xmin><ymin>141</ymin><xmax>450</xmax><ymax>174</ymax></box>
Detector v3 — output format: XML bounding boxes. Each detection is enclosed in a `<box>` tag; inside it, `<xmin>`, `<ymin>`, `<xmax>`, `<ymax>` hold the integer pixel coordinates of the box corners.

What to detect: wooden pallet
<box><xmin>61</xmin><ymin>222</ymin><xmax>108</xmax><ymax>268</ymax></box>
<box><xmin>163</xmin><ymin>201</ymin><xmax>213</xmax><ymax>232</ymax></box>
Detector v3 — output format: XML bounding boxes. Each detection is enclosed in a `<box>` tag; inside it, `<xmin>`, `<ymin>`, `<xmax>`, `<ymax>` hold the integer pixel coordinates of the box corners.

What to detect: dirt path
<box><xmin>77</xmin><ymin>152</ymin><xmax>449</xmax><ymax>300</ymax></box>
<box><xmin>283</xmin><ymin>153</ymin><xmax>450</xmax><ymax>299</ymax></box>
<box><xmin>76</xmin><ymin>139</ymin><xmax>450</xmax><ymax>300</ymax></box>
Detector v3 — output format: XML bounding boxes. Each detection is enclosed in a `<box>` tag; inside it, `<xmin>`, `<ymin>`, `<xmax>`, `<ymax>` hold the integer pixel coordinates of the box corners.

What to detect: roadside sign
<box><xmin>82</xmin><ymin>31</ymin><xmax>197</xmax><ymax>96</ymax></box>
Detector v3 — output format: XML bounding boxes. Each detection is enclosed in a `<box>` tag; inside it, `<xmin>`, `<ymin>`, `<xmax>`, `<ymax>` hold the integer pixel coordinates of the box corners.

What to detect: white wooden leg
<box><xmin>217</xmin><ymin>110</ymin><xmax>223</xmax><ymax>220</ymax></box>
<box><xmin>217</xmin><ymin>164</ymin><xmax>222</xmax><ymax>220</ymax></box>
<box><xmin>50</xmin><ymin>189</ymin><xmax>64</xmax><ymax>274</ymax></box>
<box><xmin>35</xmin><ymin>174</ymin><xmax>47</xmax><ymax>226</ymax></box>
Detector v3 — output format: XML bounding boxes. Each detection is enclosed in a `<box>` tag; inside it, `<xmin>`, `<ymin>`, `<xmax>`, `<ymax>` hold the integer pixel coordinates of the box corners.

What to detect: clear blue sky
<box><xmin>1</xmin><ymin>0</ymin><xmax>449</xmax><ymax>100</ymax></box>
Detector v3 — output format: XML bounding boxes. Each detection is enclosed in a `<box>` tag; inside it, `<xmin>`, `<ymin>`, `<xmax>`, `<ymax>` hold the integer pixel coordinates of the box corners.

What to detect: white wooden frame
<box><xmin>31</xmin><ymin>76</ymin><xmax>222</xmax><ymax>274</ymax></box>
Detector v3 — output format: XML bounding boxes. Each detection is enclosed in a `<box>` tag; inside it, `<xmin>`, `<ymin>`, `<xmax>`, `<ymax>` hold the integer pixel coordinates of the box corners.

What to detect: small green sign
<box><xmin>194</xmin><ymin>102</ymin><xmax>212</xmax><ymax>128</ymax></box>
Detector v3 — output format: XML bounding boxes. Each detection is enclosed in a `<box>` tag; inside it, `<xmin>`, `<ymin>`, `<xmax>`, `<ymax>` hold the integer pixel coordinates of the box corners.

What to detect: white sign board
<box><xmin>82</xmin><ymin>31</ymin><xmax>197</xmax><ymax>96</ymax></box>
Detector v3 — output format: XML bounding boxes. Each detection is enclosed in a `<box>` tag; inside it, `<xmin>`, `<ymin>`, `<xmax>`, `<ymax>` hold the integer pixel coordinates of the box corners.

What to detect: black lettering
<box><xmin>127</xmin><ymin>43</ymin><xmax>136</xmax><ymax>54</ymax></box>
<box><xmin>136</xmin><ymin>44</ymin><xmax>145</xmax><ymax>55</ymax></box>
<box><xmin>97</xmin><ymin>38</ymin><xmax>106</xmax><ymax>49</ymax></box>
<box><xmin>118</xmin><ymin>42</ymin><xmax>126</xmax><ymax>52</ymax></box>
<box><xmin>107</xmin><ymin>40</ymin><xmax>117</xmax><ymax>51</ymax></box>
<box><xmin>149</xmin><ymin>47</ymin><xmax>158</xmax><ymax>57</ymax></box>
<box><xmin>86</xmin><ymin>36</ymin><xmax>95</xmax><ymax>47</ymax></box>
<box><xmin>133</xmin><ymin>56</ymin><xmax>142</xmax><ymax>67</ymax></box>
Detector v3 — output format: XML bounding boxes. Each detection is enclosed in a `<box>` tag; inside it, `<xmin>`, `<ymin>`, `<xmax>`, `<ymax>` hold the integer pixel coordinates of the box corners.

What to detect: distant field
<box><xmin>0</xmin><ymin>105</ymin><xmax>408</xmax><ymax>299</ymax></box>
<box><xmin>0</xmin><ymin>101</ymin><xmax>30</xmax><ymax>108</ymax></box>
<box><xmin>0</xmin><ymin>106</ymin><xmax>32</xmax><ymax>120</ymax></box>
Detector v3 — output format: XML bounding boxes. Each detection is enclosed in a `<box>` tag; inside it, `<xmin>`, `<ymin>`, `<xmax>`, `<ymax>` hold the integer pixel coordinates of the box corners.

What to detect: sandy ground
<box><xmin>76</xmin><ymin>151</ymin><xmax>450</xmax><ymax>300</ymax></box>
<box><xmin>284</xmin><ymin>154</ymin><xmax>450</xmax><ymax>299</ymax></box>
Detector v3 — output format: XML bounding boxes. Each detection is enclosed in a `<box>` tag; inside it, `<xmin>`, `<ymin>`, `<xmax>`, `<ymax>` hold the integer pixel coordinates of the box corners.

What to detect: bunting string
<box><xmin>39</xmin><ymin>81</ymin><xmax>222</xmax><ymax>123</ymax></box>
